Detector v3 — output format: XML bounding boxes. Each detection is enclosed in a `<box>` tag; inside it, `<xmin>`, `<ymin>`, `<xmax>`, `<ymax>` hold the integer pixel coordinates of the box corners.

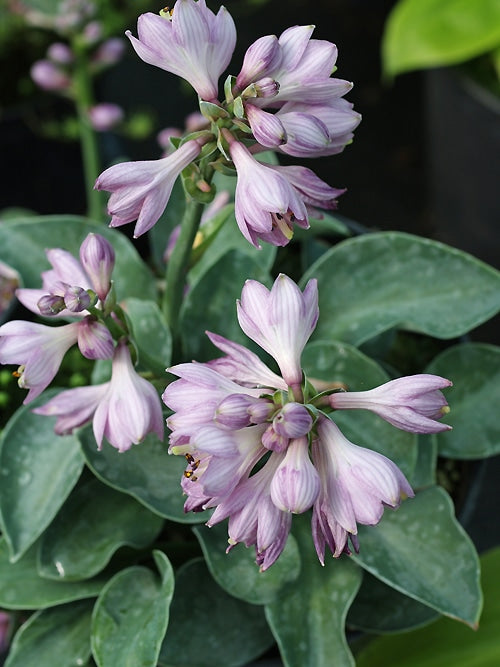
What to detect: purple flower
<box><xmin>208</xmin><ymin>453</ymin><xmax>292</xmax><ymax>571</ymax></box>
<box><xmin>329</xmin><ymin>374</ymin><xmax>453</xmax><ymax>433</ymax></box>
<box><xmin>228</xmin><ymin>139</ymin><xmax>309</xmax><ymax>247</ymax></box>
<box><xmin>93</xmin><ymin>38</ymin><xmax>126</xmax><ymax>66</ymax></box>
<box><xmin>270</xmin><ymin>436</ymin><xmax>320</xmax><ymax>513</ymax></box>
<box><xmin>0</xmin><ymin>320</ymin><xmax>80</xmax><ymax>403</ymax></box>
<box><xmin>16</xmin><ymin>234</ymin><xmax>113</xmax><ymax>317</ymax></box>
<box><xmin>87</xmin><ymin>103</ymin><xmax>124</xmax><ymax>132</ymax></box>
<box><xmin>311</xmin><ymin>417</ymin><xmax>414</xmax><ymax>564</ymax></box>
<box><xmin>268</xmin><ymin>164</ymin><xmax>346</xmax><ymax>212</ymax></box>
<box><xmin>34</xmin><ymin>341</ymin><xmax>163</xmax><ymax>451</ymax></box>
<box><xmin>93</xmin><ymin>341</ymin><xmax>164</xmax><ymax>451</ymax></box>
<box><xmin>33</xmin><ymin>383</ymin><xmax>109</xmax><ymax>434</ymax></box>
<box><xmin>236</xmin><ymin>25</ymin><xmax>352</xmax><ymax>106</ymax></box>
<box><xmin>79</xmin><ymin>232</ymin><xmax>115</xmax><ymax>302</ymax></box>
<box><xmin>95</xmin><ymin>139</ymin><xmax>203</xmax><ymax>237</ymax></box>
<box><xmin>236</xmin><ymin>274</ymin><xmax>318</xmax><ymax>388</ymax></box>
<box><xmin>126</xmin><ymin>2</ymin><xmax>236</xmax><ymax>102</ymax></box>
<box><xmin>30</xmin><ymin>60</ymin><xmax>71</xmax><ymax>91</ymax></box>
<box><xmin>163</xmin><ymin>275</ymin><xmax>450</xmax><ymax>569</ymax></box>
<box><xmin>47</xmin><ymin>42</ymin><xmax>74</xmax><ymax>65</ymax></box>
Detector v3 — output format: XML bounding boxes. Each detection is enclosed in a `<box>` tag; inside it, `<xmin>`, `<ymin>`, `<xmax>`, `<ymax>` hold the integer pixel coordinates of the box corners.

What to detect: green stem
<box><xmin>163</xmin><ymin>197</ymin><xmax>205</xmax><ymax>356</ymax></box>
<box><xmin>71</xmin><ymin>37</ymin><xmax>104</xmax><ymax>222</ymax></box>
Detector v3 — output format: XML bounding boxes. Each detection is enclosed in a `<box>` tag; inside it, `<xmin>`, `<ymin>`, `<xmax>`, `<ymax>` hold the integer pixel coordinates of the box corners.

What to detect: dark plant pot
<box><xmin>425</xmin><ymin>68</ymin><xmax>500</xmax><ymax>269</ymax></box>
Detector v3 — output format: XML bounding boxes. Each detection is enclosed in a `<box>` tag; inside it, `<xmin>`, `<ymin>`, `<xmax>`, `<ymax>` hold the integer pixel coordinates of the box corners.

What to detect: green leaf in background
<box><xmin>407</xmin><ymin>435</ymin><xmax>438</xmax><ymax>489</ymax></box>
<box><xmin>302</xmin><ymin>232</ymin><xmax>500</xmax><ymax>346</ymax></box>
<box><xmin>382</xmin><ymin>0</ymin><xmax>500</xmax><ymax>78</ymax></box>
<box><xmin>79</xmin><ymin>426</ymin><xmax>209</xmax><ymax>523</ymax></box>
<box><xmin>0</xmin><ymin>539</ymin><xmax>106</xmax><ymax>609</ymax></box>
<box><xmin>180</xmin><ymin>249</ymin><xmax>271</xmax><ymax>361</ymax></box>
<box><xmin>122</xmin><ymin>298</ymin><xmax>172</xmax><ymax>377</ymax></box>
<box><xmin>37</xmin><ymin>478</ymin><xmax>164</xmax><ymax>581</ymax></box>
<box><xmin>0</xmin><ymin>392</ymin><xmax>84</xmax><ymax>562</ymax></box>
<box><xmin>347</xmin><ymin>571</ymin><xmax>439</xmax><ymax>634</ymax></box>
<box><xmin>159</xmin><ymin>558</ymin><xmax>274</xmax><ymax>667</ymax></box>
<box><xmin>188</xmin><ymin>209</ymin><xmax>276</xmax><ymax>286</ymax></box>
<box><xmin>91</xmin><ymin>551</ymin><xmax>174</xmax><ymax>667</ymax></box>
<box><xmin>425</xmin><ymin>343</ymin><xmax>500</xmax><ymax>458</ymax></box>
<box><xmin>5</xmin><ymin>600</ymin><xmax>94</xmax><ymax>667</ymax></box>
<box><xmin>194</xmin><ymin>521</ymin><xmax>301</xmax><ymax>605</ymax></box>
<box><xmin>353</xmin><ymin>486</ymin><xmax>482</xmax><ymax>627</ymax></box>
<box><xmin>0</xmin><ymin>216</ymin><xmax>157</xmax><ymax>302</ymax></box>
<box><xmin>355</xmin><ymin>547</ymin><xmax>500</xmax><ymax>667</ymax></box>
<box><xmin>265</xmin><ymin>515</ymin><xmax>362</xmax><ymax>667</ymax></box>
<box><xmin>148</xmin><ymin>179</ymin><xmax>186</xmax><ymax>271</ymax></box>
<box><xmin>302</xmin><ymin>341</ymin><xmax>418</xmax><ymax>477</ymax></box>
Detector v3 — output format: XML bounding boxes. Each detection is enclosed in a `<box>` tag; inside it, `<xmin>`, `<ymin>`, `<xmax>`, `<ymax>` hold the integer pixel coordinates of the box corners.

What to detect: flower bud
<box><xmin>83</xmin><ymin>20</ymin><xmax>102</xmax><ymax>45</ymax></box>
<box><xmin>242</xmin><ymin>77</ymin><xmax>279</xmax><ymax>100</ymax></box>
<box><xmin>270</xmin><ymin>437</ymin><xmax>320</xmax><ymax>513</ymax></box>
<box><xmin>77</xmin><ymin>317</ymin><xmax>114</xmax><ymax>360</ymax></box>
<box><xmin>87</xmin><ymin>103</ymin><xmax>124</xmax><ymax>131</ymax></box>
<box><xmin>79</xmin><ymin>233</ymin><xmax>115</xmax><ymax>301</ymax></box>
<box><xmin>93</xmin><ymin>38</ymin><xmax>126</xmax><ymax>65</ymax></box>
<box><xmin>273</xmin><ymin>402</ymin><xmax>313</xmax><ymax>438</ymax></box>
<box><xmin>64</xmin><ymin>286</ymin><xmax>91</xmax><ymax>313</ymax></box>
<box><xmin>37</xmin><ymin>294</ymin><xmax>65</xmax><ymax>316</ymax></box>
<box><xmin>31</xmin><ymin>60</ymin><xmax>70</xmax><ymax>91</ymax></box>
<box><xmin>47</xmin><ymin>42</ymin><xmax>74</xmax><ymax>64</ymax></box>
<box><xmin>214</xmin><ymin>394</ymin><xmax>254</xmax><ymax>430</ymax></box>
<box><xmin>262</xmin><ymin>423</ymin><xmax>288</xmax><ymax>453</ymax></box>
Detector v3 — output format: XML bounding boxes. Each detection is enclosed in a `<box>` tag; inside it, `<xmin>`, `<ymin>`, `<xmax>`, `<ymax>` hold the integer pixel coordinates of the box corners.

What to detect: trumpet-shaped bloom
<box><xmin>229</xmin><ymin>140</ymin><xmax>309</xmax><ymax>247</ymax></box>
<box><xmin>237</xmin><ymin>274</ymin><xmax>318</xmax><ymax>387</ymax></box>
<box><xmin>329</xmin><ymin>374</ymin><xmax>453</xmax><ymax>433</ymax></box>
<box><xmin>93</xmin><ymin>341</ymin><xmax>164</xmax><ymax>451</ymax></box>
<box><xmin>33</xmin><ymin>383</ymin><xmax>109</xmax><ymax>434</ymax></box>
<box><xmin>34</xmin><ymin>341</ymin><xmax>164</xmax><ymax>451</ymax></box>
<box><xmin>95</xmin><ymin>139</ymin><xmax>203</xmax><ymax>237</ymax></box>
<box><xmin>126</xmin><ymin>3</ymin><xmax>236</xmax><ymax>101</ymax></box>
<box><xmin>0</xmin><ymin>320</ymin><xmax>80</xmax><ymax>403</ymax></box>
<box><xmin>311</xmin><ymin>417</ymin><xmax>414</xmax><ymax>564</ymax></box>
<box><xmin>237</xmin><ymin>25</ymin><xmax>352</xmax><ymax>106</ymax></box>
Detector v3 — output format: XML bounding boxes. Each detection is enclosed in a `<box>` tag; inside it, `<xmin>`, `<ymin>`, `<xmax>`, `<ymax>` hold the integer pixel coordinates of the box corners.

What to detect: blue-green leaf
<box><xmin>265</xmin><ymin>515</ymin><xmax>362</xmax><ymax>667</ymax></box>
<box><xmin>37</xmin><ymin>478</ymin><xmax>164</xmax><ymax>581</ymax></box>
<box><xmin>194</xmin><ymin>521</ymin><xmax>300</xmax><ymax>605</ymax></box>
<box><xmin>355</xmin><ymin>547</ymin><xmax>500</xmax><ymax>666</ymax></box>
<box><xmin>5</xmin><ymin>600</ymin><xmax>93</xmax><ymax>667</ymax></box>
<box><xmin>0</xmin><ymin>539</ymin><xmax>106</xmax><ymax>609</ymax></box>
<box><xmin>91</xmin><ymin>551</ymin><xmax>174</xmax><ymax>667</ymax></box>
<box><xmin>79</xmin><ymin>426</ymin><xmax>209</xmax><ymax>523</ymax></box>
<box><xmin>302</xmin><ymin>232</ymin><xmax>500</xmax><ymax>346</ymax></box>
<box><xmin>425</xmin><ymin>343</ymin><xmax>500</xmax><ymax>458</ymax></box>
<box><xmin>0</xmin><ymin>392</ymin><xmax>84</xmax><ymax>561</ymax></box>
<box><xmin>353</xmin><ymin>486</ymin><xmax>482</xmax><ymax>627</ymax></box>
<box><xmin>159</xmin><ymin>558</ymin><xmax>274</xmax><ymax>667</ymax></box>
<box><xmin>122</xmin><ymin>298</ymin><xmax>172</xmax><ymax>377</ymax></box>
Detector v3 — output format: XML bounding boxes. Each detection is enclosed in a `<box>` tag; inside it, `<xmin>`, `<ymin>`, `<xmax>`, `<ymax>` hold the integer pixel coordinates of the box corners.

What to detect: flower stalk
<box><xmin>71</xmin><ymin>35</ymin><xmax>105</xmax><ymax>222</ymax></box>
<box><xmin>163</xmin><ymin>196</ymin><xmax>206</xmax><ymax>354</ymax></box>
